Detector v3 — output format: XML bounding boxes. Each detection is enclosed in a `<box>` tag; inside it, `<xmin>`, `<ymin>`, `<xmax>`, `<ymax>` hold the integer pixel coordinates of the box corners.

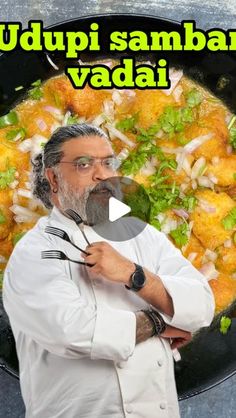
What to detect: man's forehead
<box><xmin>61</xmin><ymin>135</ymin><xmax>113</xmax><ymax>158</ymax></box>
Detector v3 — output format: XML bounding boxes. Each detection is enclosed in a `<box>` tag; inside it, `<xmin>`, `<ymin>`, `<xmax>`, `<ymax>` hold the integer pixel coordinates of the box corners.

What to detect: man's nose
<box><xmin>92</xmin><ymin>161</ymin><xmax>109</xmax><ymax>181</ymax></box>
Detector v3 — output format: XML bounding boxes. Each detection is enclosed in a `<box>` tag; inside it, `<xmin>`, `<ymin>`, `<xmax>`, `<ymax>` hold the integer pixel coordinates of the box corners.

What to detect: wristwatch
<box><xmin>125</xmin><ymin>263</ymin><xmax>146</xmax><ymax>292</ymax></box>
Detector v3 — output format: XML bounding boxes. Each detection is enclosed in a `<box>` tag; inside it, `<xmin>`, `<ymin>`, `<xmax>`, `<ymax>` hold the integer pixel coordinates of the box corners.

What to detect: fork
<box><xmin>45</xmin><ymin>226</ymin><xmax>89</xmax><ymax>255</ymax></box>
<box><xmin>41</xmin><ymin>250</ymin><xmax>94</xmax><ymax>267</ymax></box>
<box><xmin>64</xmin><ymin>208</ymin><xmax>91</xmax><ymax>246</ymax></box>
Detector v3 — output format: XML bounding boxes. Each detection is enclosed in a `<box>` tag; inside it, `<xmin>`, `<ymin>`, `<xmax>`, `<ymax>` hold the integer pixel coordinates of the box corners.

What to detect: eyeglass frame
<box><xmin>56</xmin><ymin>155</ymin><xmax>121</xmax><ymax>175</ymax></box>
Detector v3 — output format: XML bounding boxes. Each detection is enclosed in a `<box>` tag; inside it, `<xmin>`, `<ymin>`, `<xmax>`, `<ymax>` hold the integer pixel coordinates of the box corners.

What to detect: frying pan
<box><xmin>1</xmin><ymin>13</ymin><xmax>236</xmax><ymax>400</ymax></box>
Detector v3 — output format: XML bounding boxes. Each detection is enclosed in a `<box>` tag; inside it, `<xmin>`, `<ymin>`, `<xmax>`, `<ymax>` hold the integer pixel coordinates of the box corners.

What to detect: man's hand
<box><xmin>81</xmin><ymin>241</ymin><xmax>135</xmax><ymax>284</ymax></box>
<box><xmin>160</xmin><ymin>325</ymin><xmax>192</xmax><ymax>350</ymax></box>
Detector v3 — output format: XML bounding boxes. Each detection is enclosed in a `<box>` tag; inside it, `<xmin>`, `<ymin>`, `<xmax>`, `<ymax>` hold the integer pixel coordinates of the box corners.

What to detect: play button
<box><xmin>109</xmin><ymin>197</ymin><xmax>131</xmax><ymax>222</ymax></box>
<box><xmin>85</xmin><ymin>176</ymin><xmax>150</xmax><ymax>242</ymax></box>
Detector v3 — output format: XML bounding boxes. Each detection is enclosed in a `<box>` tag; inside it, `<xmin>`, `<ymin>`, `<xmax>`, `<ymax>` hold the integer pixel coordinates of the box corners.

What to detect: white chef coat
<box><xmin>2</xmin><ymin>205</ymin><xmax>215</xmax><ymax>418</ymax></box>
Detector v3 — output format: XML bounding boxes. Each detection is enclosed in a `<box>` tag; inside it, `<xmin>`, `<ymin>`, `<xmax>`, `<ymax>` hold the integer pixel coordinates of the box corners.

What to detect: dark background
<box><xmin>1</xmin><ymin>1</ymin><xmax>236</xmax><ymax>417</ymax></box>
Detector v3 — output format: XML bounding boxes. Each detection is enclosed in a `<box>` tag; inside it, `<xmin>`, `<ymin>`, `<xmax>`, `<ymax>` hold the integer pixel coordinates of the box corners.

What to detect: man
<box><xmin>3</xmin><ymin>123</ymin><xmax>215</xmax><ymax>418</ymax></box>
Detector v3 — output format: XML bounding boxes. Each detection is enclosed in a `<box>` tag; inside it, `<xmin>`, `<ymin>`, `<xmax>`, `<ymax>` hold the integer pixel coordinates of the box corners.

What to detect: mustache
<box><xmin>90</xmin><ymin>180</ymin><xmax>118</xmax><ymax>195</ymax></box>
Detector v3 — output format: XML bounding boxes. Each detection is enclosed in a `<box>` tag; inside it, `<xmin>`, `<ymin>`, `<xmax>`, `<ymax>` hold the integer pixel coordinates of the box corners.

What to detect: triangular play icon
<box><xmin>108</xmin><ymin>197</ymin><xmax>131</xmax><ymax>222</ymax></box>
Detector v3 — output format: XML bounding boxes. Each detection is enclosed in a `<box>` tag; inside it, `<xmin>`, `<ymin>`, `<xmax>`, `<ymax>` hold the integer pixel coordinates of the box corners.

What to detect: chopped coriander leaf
<box><xmin>124</xmin><ymin>184</ymin><xmax>151</xmax><ymax>222</ymax></box>
<box><xmin>176</xmin><ymin>133</ymin><xmax>189</xmax><ymax>145</ymax></box>
<box><xmin>0</xmin><ymin>270</ymin><xmax>4</xmax><ymax>289</ymax></box>
<box><xmin>0</xmin><ymin>209</ymin><xmax>6</xmax><ymax>224</ymax></box>
<box><xmin>229</xmin><ymin>127</ymin><xmax>236</xmax><ymax>150</ymax></box>
<box><xmin>182</xmin><ymin>195</ymin><xmax>197</xmax><ymax>212</ymax></box>
<box><xmin>150</xmin><ymin>218</ymin><xmax>161</xmax><ymax>231</ymax></box>
<box><xmin>136</xmin><ymin>124</ymin><xmax>160</xmax><ymax>142</ymax></box>
<box><xmin>221</xmin><ymin>207</ymin><xmax>236</xmax><ymax>230</ymax></box>
<box><xmin>181</xmin><ymin>107</ymin><xmax>194</xmax><ymax>123</ymax></box>
<box><xmin>116</xmin><ymin>112</ymin><xmax>139</xmax><ymax>133</ymax></box>
<box><xmin>0</xmin><ymin>111</ymin><xmax>19</xmax><ymax>128</ymax></box>
<box><xmin>185</xmin><ymin>88</ymin><xmax>202</xmax><ymax>108</ymax></box>
<box><xmin>40</xmin><ymin>142</ymin><xmax>46</xmax><ymax>148</ymax></box>
<box><xmin>169</xmin><ymin>222</ymin><xmax>189</xmax><ymax>247</ymax></box>
<box><xmin>14</xmin><ymin>85</ymin><xmax>24</xmax><ymax>91</ymax></box>
<box><xmin>0</xmin><ymin>164</ymin><xmax>16</xmax><ymax>190</ymax></box>
<box><xmin>158</xmin><ymin>106</ymin><xmax>193</xmax><ymax>138</ymax></box>
<box><xmin>220</xmin><ymin>316</ymin><xmax>232</xmax><ymax>335</ymax></box>
<box><xmin>28</xmin><ymin>79</ymin><xmax>43</xmax><ymax>100</ymax></box>
<box><xmin>6</xmin><ymin>127</ymin><xmax>26</xmax><ymax>141</ymax></box>
<box><xmin>12</xmin><ymin>231</ymin><xmax>26</xmax><ymax>246</ymax></box>
<box><xmin>121</xmin><ymin>150</ymin><xmax>148</xmax><ymax>175</ymax></box>
<box><xmin>147</xmin><ymin>184</ymin><xmax>180</xmax><ymax>216</ymax></box>
<box><xmin>67</xmin><ymin>114</ymin><xmax>80</xmax><ymax>125</ymax></box>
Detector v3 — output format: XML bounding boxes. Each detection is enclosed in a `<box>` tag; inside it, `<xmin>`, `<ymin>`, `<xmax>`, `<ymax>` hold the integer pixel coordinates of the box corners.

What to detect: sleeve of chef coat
<box><xmin>2</xmin><ymin>233</ymin><xmax>136</xmax><ymax>361</ymax></box>
<box><xmin>149</xmin><ymin>228</ymin><xmax>215</xmax><ymax>333</ymax></box>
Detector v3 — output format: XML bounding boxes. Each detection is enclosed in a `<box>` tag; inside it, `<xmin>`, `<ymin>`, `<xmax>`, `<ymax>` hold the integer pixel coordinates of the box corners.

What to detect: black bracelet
<box><xmin>140</xmin><ymin>309</ymin><xmax>166</xmax><ymax>336</ymax></box>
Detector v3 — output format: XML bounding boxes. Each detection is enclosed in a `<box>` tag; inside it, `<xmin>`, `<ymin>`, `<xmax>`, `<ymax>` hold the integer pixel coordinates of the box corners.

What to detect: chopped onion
<box><xmin>197</xmin><ymin>176</ymin><xmax>214</xmax><ymax>189</ymax></box>
<box><xmin>15</xmin><ymin>171</ymin><xmax>19</xmax><ymax>178</ymax></box>
<box><xmin>191</xmin><ymin>180</ymin><xmax>198</xmax><ymax>190</ymax></box>
<box><xmin>211</xmin><ymin>156</ymin><xmax>220</xmax><ymax>166</ymax></box>
<box><xmin>36</xmin><ymin>118</ymin><xmax>47</xmax><ymax>132</ymax></box>
<box><xmin>91</xmin><ymin>114</ymin><xmax>106</xmax><ymax>127</ymax></box>
<box><xmin>208</xmin><ymin>173</ymin><xmax>218</xmax><ymax>184</ymax></box>
<box><xmin>160</xmin><ymin>146</ymin><xmax>183</xmax><ymax>154</ymax></box>
<box><xmin>103</xmin><ymin>100</ymin><xmax>115</xmax><ymax>121</ymax></box>
<box><xmin>50</xmin><ymin>122</ymin><xmax>61</xmax><ymax>133</ymax></box>
<box><xmin>187</xmin><ymin>252</ymin><xmax>198</xmax><ymax>262</ymax></box>
<box><xmin>12</xmin><ymin>190</ymin><xmax>19</xmax><ymax>204</ymax></box>
<box><xmin>161</xmin><ymin>68</ymin><xmax>183</xmax><ymax>96</ymax></box>
<box><xmin>199</xmin><ymin>262</ymin><xmax>219</xmax><ymax>280</ymax></box>
<box><xmin>176</xmin><ymin>152</ymin><xmax>187</xmax><ymax>174</ymax></box>
<box><xmin>62</xmin><ymin>111</ymin><xmax>71</xmax><ymax>126</ymax></box>
<box><xmin>183</xmin><ymin>133</ymin><xmax>213</xmax><ymax>153</ymax></box>
<box><xmin>172</xmin><ymin>208</ymin><xmax>189</xmax><ymax>219</ymax></box>
<box><xmin>191</xmin><ymin>157</ymin><xmax>206</xmax><ymax>179</ymax></box>
<box><xmin>30</xmin><ymin>134</ymin><xmax>48</xmax><ymax>158</ymax></box>
<box><xmin>123</xmin><ymin>89</ymin><xmax>136</xmax><ymax>98</ymax></box>
<box><xmin>24</xmin><ymin>181</ymin><xmax>31</xmax><ymax>190</ymax></box>
<box><xmin>9</xmin><ymin>180</ymin><xmax>19</xmax><ymax>189</ymax></box>
<box><xmin>9</xmin><ymin>204</ymin><xmax>40</xmax><ymax>222</ymax></box>
<box><xmin>198</xmin><ymin>198</ymin><xmax>216</xmax><ymax>213</ymax></box>
<box><xmin>44</xmin><ymin>106</ymin><xmax>63</xmax><ymax>121</ymax></box>
<box><xmin>226</xmin><ymin>145</ymin><xmax>233</xmax><ymax>155</ymax></box>
<box><xmin>112</xmin><ymin>90</ymin><xmax>123</xmax><ymax>105</ymax></box>
<box><xmin>202</xmin><ymin>249</ymin><xmax>217</xmax><ymax>263</ymax></box>
<box><xmin>224</xmin><ymin>239</ymin><xmax>232</xmax><ymax>248</ymax></box>
<box><xmin>156</xmin><ymin>129</ymin><xmax>164</xmax><ymax>139</ymax></box>
<box><xmin>222</xmin><ymin>255</ymin><xmax>228</xmax><ymax>262</ymax></box>
<box><xmin>105</xmin><ymin>123</ymin><xmax>135</xmax><ymax>148</ymax></box>
<box><xmin>17</xmin><ymin>138</ymin><xmax>32</xmax><ymax>153</ymax></box>
<box><xmin>173</xmin><ymin>85</ymin><xmax>183</xmax><ymax>103</ymax></box>
<box><xmin>182</xmin><ymin>156</ymin><xmax>192</xmax><ymax>177</ymax></box>
<box><xmin>117</xmin><ymin>148</ymin><xmax>129</xmax><ymax>162</ymax></box>
<box><xmin>161</xmin><ymin>218</ymin><xmax>178</xmax><ymax>234</ymax></box>
<box><xmin>46</xmin><ymin>54</ymin><xmax>59</xmax><ymax>70</ymax></box>
<box><xmin>17</xmin><ymin>188</ymin><xmax>33</xmax><ymax>199</ymax></box>
<box><xmin>140</xmin><ymin>160</ymin><xmax>156</xmax><ymax>176</ymax></box>
<box><xmin>0</xmin><ymin>255</ymin><xmax>7</xmax><ymax>263</ymax></box>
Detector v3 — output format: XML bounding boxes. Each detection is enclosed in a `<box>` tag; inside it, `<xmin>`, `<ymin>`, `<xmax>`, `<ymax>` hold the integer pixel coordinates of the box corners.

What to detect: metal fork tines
<box><xmin>41</xmin><ymin>250</ymin><xmax>93</xmax><ymax>267</ymax></box>
<box><xmin>45</xmin><ymin>226</ymin><xmax>89</xmax><ymax>255</ymax></box>
<box><xmin>64</xmin><ymin>209</ymin><xmax>91</xmax><ymax>246</ymax></box>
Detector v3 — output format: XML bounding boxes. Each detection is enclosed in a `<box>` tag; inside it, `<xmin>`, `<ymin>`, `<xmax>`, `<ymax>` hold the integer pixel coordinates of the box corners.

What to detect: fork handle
<box><xmin>70</xmin><ymin>241</ymin><xmax>89</xmax><ymax>255</ymax></box>
<box><xmin>69</xmin><ymin>259</ymin><xmax>94</xmax><ymax>267</ymax></box>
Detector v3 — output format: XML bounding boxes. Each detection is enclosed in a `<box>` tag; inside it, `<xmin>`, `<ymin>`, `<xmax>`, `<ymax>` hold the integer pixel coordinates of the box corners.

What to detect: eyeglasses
<box><xmin>58</xmin><ymin>156</ymin><xmax>121</xmax><ymax>176</ymax></box>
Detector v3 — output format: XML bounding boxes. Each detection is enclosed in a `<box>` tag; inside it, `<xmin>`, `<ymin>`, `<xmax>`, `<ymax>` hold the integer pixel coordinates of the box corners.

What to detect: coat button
<box><xmin>126</xmin><ymin>404</ymin><xmax>133</xmax><ymax>413</ymax></box>
<box><xmin>157</xmin><ymin>359</ymin><xmax>163</xmax><ymax>367</ymax></box>
<box><xmin>160</xmin><ymin>402</ymin><xmax>166</xmax><ymax>410</ymax></box>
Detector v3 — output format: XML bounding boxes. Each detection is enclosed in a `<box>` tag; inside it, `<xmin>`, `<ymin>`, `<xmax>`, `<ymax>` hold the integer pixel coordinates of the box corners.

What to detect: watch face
<box><xmin>133</xmin><ymin>269</ymin><xmax>146</xmax><ymax>288</ymax></box>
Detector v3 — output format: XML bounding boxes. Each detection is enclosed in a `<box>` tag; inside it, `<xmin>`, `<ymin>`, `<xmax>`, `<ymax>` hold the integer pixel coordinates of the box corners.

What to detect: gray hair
<box><xmin>30</xmin><ymin>123</ymin><xmax>109</xmax><ymax>209</ymax></box>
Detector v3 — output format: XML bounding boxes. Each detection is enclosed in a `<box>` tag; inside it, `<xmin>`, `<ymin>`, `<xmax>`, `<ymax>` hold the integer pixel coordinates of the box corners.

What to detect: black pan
<box><xmin>1</xmin><ymin>13</ymin><xmax>236</xmax><ymax>400</ymax></box>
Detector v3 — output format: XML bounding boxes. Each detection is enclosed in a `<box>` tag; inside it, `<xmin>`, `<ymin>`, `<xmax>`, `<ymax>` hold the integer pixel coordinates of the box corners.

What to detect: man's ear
<box><xmin>45</xmin><ymin>167</ymin><xmax>58</xmax><ymax>191</ymax></box>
